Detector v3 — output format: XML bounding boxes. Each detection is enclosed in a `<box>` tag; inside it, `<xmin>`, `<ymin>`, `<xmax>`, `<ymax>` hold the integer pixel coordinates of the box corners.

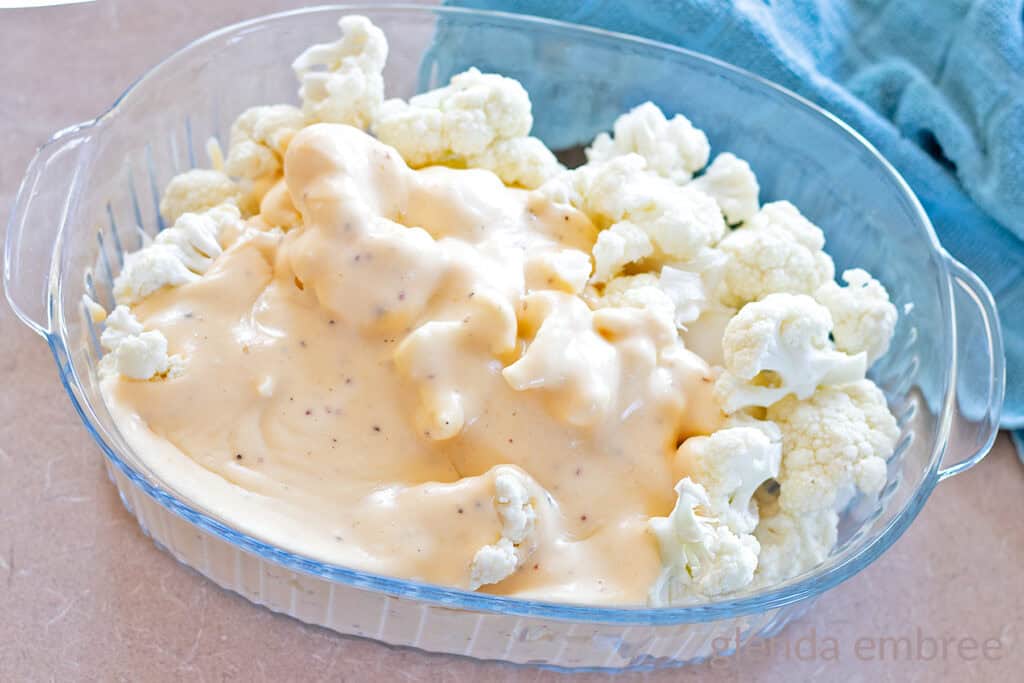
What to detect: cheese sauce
<box><xmin>104</xmin><ymin>124</ymin><xmax>721</xmax><ymax>605</ymax></box>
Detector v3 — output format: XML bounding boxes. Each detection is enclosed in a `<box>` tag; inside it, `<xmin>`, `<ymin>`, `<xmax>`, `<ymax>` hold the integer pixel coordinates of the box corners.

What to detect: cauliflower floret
<box><xmin>815</xmin><ymin>268</ymin><xmax>898</xmax><ymax>364</ymax></box>
<box><xmin>658</xmin><ymin>246</ymin><xmax>729</xmax><ymax>327</ymax></box>
<box><xmin>158</xmin><ymin>169</ymin><xmax>240</xmax><ymax>225</ymax></box>
<box><xmin>753</xmin><ymin>499</ymin><xmax>839</xmax><ymax>587</ymax></box>
<box><xmin>746</xmin><ymin>200</ymin><xmax>825</xmax><ymax>250</ymax></box>
<box><xmin>648</xmin><ymin>478</ymin><xmax>759</xmax><ymax>606</ymax></box>
<box><xmin>767</xmin><ymin>379</ymin><xmax>899</xmax><ymax>514</ymax></box>
<box><xmin>223</xmin><ymin>105</ymin><xmax>306</xmax><ymax>179</ymax></box>
<box><xmin>690</xmin><ymin>152</ymin><xmax>760</xmax><ymax>224</ymax></box>
<box><xmin>469</xmin><ymin>467</ymin><xmax>538</xmax><ymax>590</ymax></box>
<box><xmin>716</xmin><ymin>201</ymin><xmax>834</xmax><ymax>307</ymax></box>
<box><xmin>373</xmin><ymin>68</ymin><xmax>532</xmax><ymax>169</ymax></box>
<box><xmin>545</xmin><ymin>154</ymin><xmax>646</xmax><ymax>218</ymax></box>
<box><xmin>113</xmin><ymin>204</ymin><xmax>242</xmax><ymax>305</ymax></box>
<box><xmin>675</xmin><ymin>426</ymin><xmax>782</xmax><ymax>534</ymax></box>
<box><xmin>99</xmin><ymin>305</ymin><xmax>181</xmax><ymax>380</ymax></box>
<box><xmin>292</xmin><ymin>15</ymin><xmax>387</xmax><ymax>128</ymax></box>
<box><xmin>714</xmin><ymin>293</ymin><xmax>866</xmax><ymax>412</ymax></box>
<box><xmin>548</xmin><ymin>155</ymin><xmax>725</xmax><ymax>280</ymax></box>
<box><xmin>465</xmin><ymin>136</ymin><xmax>561</xmax><ymax>189</ymax></box>
<box><xmin>586</xmin><ymin>102</ymin><xmax>710</xmax><ymax>183</ymax></box>
<box><xmin>594</xmin><ymin>273</ymin><xmax>676</xmax><ymax>325</ymax></box>
<box><xmin>634</xmin><ymin>183</ymin><xmax>725</xmax><ymax>265</ymax></box>
<box><xmin>591</xmin><ymin>221</ymin><xmax>654</xmax><ymax>282</ymax></box>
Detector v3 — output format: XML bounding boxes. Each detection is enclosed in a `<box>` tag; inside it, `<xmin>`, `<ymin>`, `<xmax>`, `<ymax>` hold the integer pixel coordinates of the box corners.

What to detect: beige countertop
<box><xmin>2</xmin><ymin>1</ymin><xmax>1022</xmax><ymax>680</ymax></box>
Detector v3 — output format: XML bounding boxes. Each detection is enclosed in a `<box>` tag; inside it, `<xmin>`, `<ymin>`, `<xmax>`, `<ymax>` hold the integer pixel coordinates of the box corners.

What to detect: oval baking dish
<box><xmin>4</xmin><ymin>5</ymin><xmax>1005</xmax><ymax>671</ymax></box>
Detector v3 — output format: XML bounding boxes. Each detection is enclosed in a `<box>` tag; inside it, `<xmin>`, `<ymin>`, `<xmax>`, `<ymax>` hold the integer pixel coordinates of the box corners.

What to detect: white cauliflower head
<box><xmin>590</xmin><ymin>221</ymin><xmax>654</xmax><ymax>283</ymax></box>
<box><xmin>658</xmin><ymin>246</ymin><xmax>729</xmax><ymax>326</ymax></box>
<box><xmin>690</xmin><ymin>152</ymin><xmax>760</xmax><ymax>225</ymax></box>
<box><xmin>594</xmin><ymin>273</ymin><xmax>676</xmax><ymax>326</ymax></box>
<box><xmin>373</xmin><ymin>67</ymin><xmax>532</xmax><ymax>168</ymax></box>
<box><xmin>815</xmin><ymin>268</ymin><xmax>898</xmax><ymax>365</ymax></box>
<box><xmin>114</xmin><ymin>204</ymin><xmax>242</xmax><ymax>305</ymax></box>
<box><xmin>99</xmin><ymin>305</ymin><xmax>181</xmax><ymax>380</ymax></box>
<box><xmin>549</xmin><ymin>155</ymin><xmax>725</xmax><ymax>281</ymax></box>
<box><xmin>714</xmin><ymin>293</ymin><xmax>867</xmax><ymax>412</ymax></box>
<box><xmin>648</xmin><ymin>478</ymin><xmax>759</xmax><ymax>606</ymax></box>
<box><xmin>158</xmin><ymin>169</ymin><xmax>240</xmax><ymax>225</ymax></box>
<box><xmin>223</xmin><ymin>105</ymin><xmax>306</xmax><ymax>180</ymax></box>
<box><xmin>292</xmin><ymin>15</ymin><xmax>388</xmax><ymax>128</ymax></box>
<box><xmin>767</xmin><ymin>379</ymin><xmax>899</xmax><ymax>514</ymax></box>
<box><xmin>717</xmin><ymin>201</ymin><xmax>834</xmax><ymax>307</ymax></box>
<box><xmin>465</xmin><ymin>136</ymin><xmax>561</xmax><ymax>189</ymax></box>
<box><xmin>753</xmin><ymin>500</ymin><xmax>839</xmax><ymax>587</ymax></box>
<box><xmin>675</xmin><ymin>426</ymin><xmax>782</xmax><ymax>534</ymax></box>
<box><xmin>586</xmin><ymin>101</ymin><xmax>710</xmax><ymax>183</ymax></box>
<box><xmin>469</xmin><ymin>467</ymin><xmax>538</xmax><ymax>590</ymax></box>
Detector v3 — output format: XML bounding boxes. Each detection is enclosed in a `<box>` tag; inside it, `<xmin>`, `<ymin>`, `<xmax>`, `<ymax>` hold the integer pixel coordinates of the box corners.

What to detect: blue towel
<box><xmin>440</xmin><ymin>0</ymin><xmax>1024</xmax><ymax>450</ymax></box>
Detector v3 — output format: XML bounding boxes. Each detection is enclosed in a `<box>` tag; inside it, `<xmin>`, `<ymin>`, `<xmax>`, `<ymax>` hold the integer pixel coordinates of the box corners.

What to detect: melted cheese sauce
<box><xmin>104</xmin><ymin>124</ymin><xmax>721</xmax><ymax>605</ymax></box>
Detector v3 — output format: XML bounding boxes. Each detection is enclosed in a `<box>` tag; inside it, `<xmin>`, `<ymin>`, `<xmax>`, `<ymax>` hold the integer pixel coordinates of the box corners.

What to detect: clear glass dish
<box><xmin>3</xmin><ymin>4</ymin><xmax>1005</xmax><ymax>671</ymax></box>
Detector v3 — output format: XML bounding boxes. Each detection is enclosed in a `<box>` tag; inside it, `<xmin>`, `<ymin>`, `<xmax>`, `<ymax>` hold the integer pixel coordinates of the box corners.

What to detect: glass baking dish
<box><xmin>3</xmin><ymin>4</ymin><xmax>1005</xmax><ymax>671</ymax></box>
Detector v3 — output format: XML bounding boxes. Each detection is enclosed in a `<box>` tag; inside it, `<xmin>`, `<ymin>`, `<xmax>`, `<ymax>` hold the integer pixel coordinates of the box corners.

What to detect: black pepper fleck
<box><xmin>372</xmin><ymin>425</ymin><xmax>381</xmax><ymax>432</ymax></box>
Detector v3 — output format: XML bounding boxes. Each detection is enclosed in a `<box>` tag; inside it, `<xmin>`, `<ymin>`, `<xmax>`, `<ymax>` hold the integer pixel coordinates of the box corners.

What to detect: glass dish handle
<box><xmin>4</xmin><ymin>120</ymin><xmax>96</xmax><ymax>338</ymax></box>
<box><xmin>937</xmin><ymin>256</ymin><xmax>1006</xmax><ymax>481</ymax></box>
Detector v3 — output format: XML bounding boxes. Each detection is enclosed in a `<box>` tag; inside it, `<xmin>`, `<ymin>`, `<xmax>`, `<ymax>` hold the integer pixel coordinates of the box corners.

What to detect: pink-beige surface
<box><xmin>1</xmin><ymin>1</ymin><xmax>1021</xmax><ymax>680</ymax></box>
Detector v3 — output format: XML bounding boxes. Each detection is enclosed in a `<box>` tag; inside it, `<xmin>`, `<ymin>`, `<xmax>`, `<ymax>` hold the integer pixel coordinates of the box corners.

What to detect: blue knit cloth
<box><xmin>443</xmin><ymin>0</ymin><xmax>1024</xmax><ymax>451</ymax></box>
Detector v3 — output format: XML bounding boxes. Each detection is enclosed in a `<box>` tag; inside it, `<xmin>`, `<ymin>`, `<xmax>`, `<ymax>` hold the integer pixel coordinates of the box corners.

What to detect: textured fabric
<box><xmin>442</xmin><ymin>0</ymin><xmax>1024</xmax><ymax>449</ymax></box>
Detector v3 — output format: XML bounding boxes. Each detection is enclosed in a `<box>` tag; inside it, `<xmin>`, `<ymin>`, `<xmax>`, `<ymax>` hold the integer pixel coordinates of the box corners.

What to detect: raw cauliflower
<box><xmin>753</xmin><ymin>498</ymin><xmax>839</xmax><ymax>587</ymax></box>
<box><xmin>714</xmin><ymin>293</ymin><xmax>867</xmax><ymax>412</ymax></box>
<box><xmin>648</xmin><ymin>478</ymin><xmax>759</xmax><ymax>606</ymax></box>
<box><xmin>544</xmin><ymin>155</ymin><xmax>726</xmax><ymax>280</ymax></box>
<box><xmin>675</xmin><ymin>426</ymin><xmax>782</xmax><ymax>534</ymax></box>
<box><xmin>591</xmin><ymin>221</ymin><xmax>654</xmax><ymax>282</ymax></box>
<box><xmin>469</xmin><ymin>467</ymin><xmax>538</xmax><ymax>590</ymax></box>
<box><xmin>594</xmin><ymin>273</ymin><xmax>676</xmax><ymax>325</ymax></box>
<box><xmin>114</xmin><ymin>204</ymin><xmax>242</xmax><ymax>305</ymax></box>
<box><xmin>99</xmin><ymin>305</ymin><xmax>181</xmax><ymax>380</ymax></box>
<box><xmin>690</xmin><ymin>152</ymin><xmax>760</xmax><ymax>225</ymax></box>
<box><xmin>587</xmin><ymin>101</ymin><xmax>710</xmax><ymax>183</ymax></box>
<box><xmin>158</xmin><ymin>169</ymin><xmax>240</xmax><ymax>225</ymax></box>
<box><xmin>223</xmin><ymin>105</ymin><xmax>306</xmax><ymax>179</ymax></box>
<box><xmin>815</xmin><ymin>268</ymin><xmax>898</xmax><ymax>364</ymax></box>
<box><xmin>465</xmin><ymin>136</ymin><xmax>561</xmax><ymax>189</ymax></box>
<box><xmin>717</xmin><ymin>201</ymin><xmax>834</xmax><ymax>307</ymax></box>
<box><xmin>767</xmin><ymin>379</ymin><xmax>899</xmax><ymax>515</ymax></box>
<box><xmin>292</xmin><ymin>15</ymin><xmax>387</xmax><ymax>128</ymax></box>
<box><xmin>659</xmin><ymin>247</ymin><xmax>729</xmax><ymax>326</ymax></box>
<box><xmin>373</xmin><ymin>67</ymin><xmax>559</xmax><ymax>188</ymax></box>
